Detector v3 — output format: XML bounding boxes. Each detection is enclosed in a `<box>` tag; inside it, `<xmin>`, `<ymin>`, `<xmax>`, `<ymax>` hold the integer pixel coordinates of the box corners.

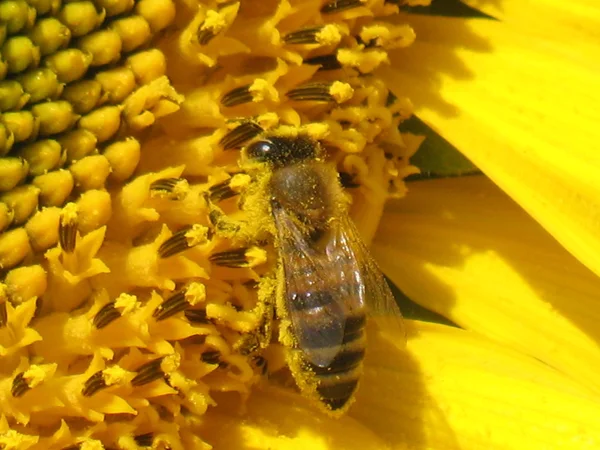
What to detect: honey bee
<box><xmin>244</xmin><ymin>134</ymin><xmax>405</xmax><ymax>414</ymax></box>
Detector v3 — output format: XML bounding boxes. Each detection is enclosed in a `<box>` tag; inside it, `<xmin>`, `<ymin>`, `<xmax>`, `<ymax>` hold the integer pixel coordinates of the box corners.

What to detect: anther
<box><xmin>219</xmin><ymin>122</ymin><xmax>264</xmax><ymax>150</ymax></box>
<box><xmin>59</xmin><ymin>203</ymin><xmax>79</xmax><ymax>253</ymax></box>
<box><xmin>197</xmin><ymin>26</ymin><xmax>216</xmax><ymax>46</ymax></box>
<box><xmin>11</xmin><ymin>372</ymin><xmax>29</xmax><ymax>398</ymax></box>
<box><xmin>252</xmin><ymin>355</ymin><xmax>269</xmax><ymax>376</ymax></box>
<box><xmin>209</xmin><ymin>247</ymin><xmax>267</xmax><ymax>268</ymax></box>
<box><xmin>153</xmin><ymin>283</ymin><xmax>206</xmax><ymax>321</ymax></box>
<box><xmin>287</xmin><ymin>81</ymin><xmax>354</xmax><ymax>103</ymax></box>
<box><xmin>184</xmin><ymin>309</ymin><xmax>209</xmax><ymax>324</ymax></box>
<box><xmin>93</xmin><ymin>302</ymin><xmax>120</xmax><ymax>329</ymax></box>
<box><xmin>134</xmin><ymin>433</ymin><xmax>154</xmax><ymax>447</ymax></box>
<box><xmin>221</xmin><ymin>85</ymin><xmax>253</xmax><ymax>107</ymax></box>
<box><xmin>208</xmin><ymin>180</ymin><xmax>238</xmax><ymax>203</ymax></box>
<box><xmin>0</xmin><ymin>287</ymin><xmax>7</xmax><ymax>328</ymax></box>
<box><xmin>321</xmin><ymin>0</ymin><xmax>365</xmax><ymax>14</ymax></box>
<box><xmin>131</xmin><ymin>357</ymin><xmax>166</xmax><ymax>387</ymax></box>
<box><xmin>304</xmin><ymin>54</ymin><xmax>342</xmax><ymax>71</ymax></box>
<box><xmin>200</xmin><ymin>350</ymin><xmax>221</xmax><ymax>365</ymax></box>
<box><xmin>339</xmin><ymin>172</ymin><xmax>360</xmax><ymax>188</ymax></box>
<box><xmin>283</xmin><ymin>26</ymin><xmax>326</xmax><ymax>44</ymax></box>
<box><xmin>158</xmin><ymin>224</ymin><xmax>209</xmax><ymax>258</ymax></box>
<box><xmin>82</xmin><ymin>370</ymin><xmax>107</xmax><ymax>397</ymax></box>
<box><xmin>150</xmin><ymin>177</ymin><xmax>189</xmax><ymax>200</ymax></box>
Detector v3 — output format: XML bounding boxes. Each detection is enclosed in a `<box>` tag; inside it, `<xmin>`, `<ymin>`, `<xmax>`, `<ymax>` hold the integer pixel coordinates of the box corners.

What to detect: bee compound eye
<box><xmin>246</xmin><ymin>140</ymin><xmax>278</xmax><ymax>163</ymax></box>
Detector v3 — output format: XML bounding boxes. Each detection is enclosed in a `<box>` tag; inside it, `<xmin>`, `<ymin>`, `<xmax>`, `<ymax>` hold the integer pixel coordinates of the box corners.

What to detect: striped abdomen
<box><xmin>288</xmin><ymin>289</ymin><xmax>367</xmax><ymax>412</ymax></box>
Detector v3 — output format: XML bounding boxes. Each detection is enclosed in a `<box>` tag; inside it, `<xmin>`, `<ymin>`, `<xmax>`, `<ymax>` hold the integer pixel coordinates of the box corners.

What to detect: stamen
<box><xmin>283</xmin><ymin>26</ymin><xmax>325</xmax><ymax>44</ymax></box>
<box><xmin>93</xmin><ymin>302</ymin><xmax>120</xmax><ymax>329</ymax></box>
<box><xmin>184</xmin><ymin>309</ymin><xmax>209</xmax><ymax>324</ymax></box>
<box><xmin>339</xmin><ymin>172</ymin><xmax>360</xmax><ymax>188</ymax></box>
<box><xmin>197</xmin><ymin>27</ymin><xmax>216</xmax><ymax>46</ymax></box>
<box><xmin>134</xmin><ymin>433</ymin><xmax>154</xmax><ymax>447</ymax></box>
<box><xmin>200</xmin><ymin>350</ymin><xmax>221</xmax><ymax>365</ymax></box>
<box><xmin>158</xmin><ymin>224</ymin><xmax>209</xmax><ymax>258</ymax></box>
<box><xmin>131</xmin><ymin>357</ymin><xmax>166</xmax><ymax>387</ymax></box>
<box><xmin>0</xmin><ymin>297</ymin><xmax>7</xmax><ymax>329</ymax></box>
<box><xmin>82</xmin><ymin>370</ymin><xmax>107</xmax><ymax>397</ymax></box>
<box><xmin>304</xmin><ymin>54</ymin><xmax>342</xmax><ymax>71</ymax></box>
<box><xmin>251</xmin><ymin>355</ymin><xmax>269</xmax><ymax>376</ymax></box>
<box><xmin>153</xmin><ymin>283</ymin><xmax>206</xmax><ymax>321</ymax></box>
<box><xmin>11</xmin><ymin>372</ymin><xmax>29</xmax><ymax>398</ymax></box>
<box><xmin>59</xmin><ymin>203</ymin><xmax>79</xmax><ymax>253</ymax></box>
<box><xmin>219</xmin><ymin>122</ymin><xmax>264</xmax><ymax>150</ymax></box>
<box><xmin>321</xmin><ymin>0</ymin><xmax>365</xmax><ymax>14</ymax></box>
<box><xmin>221</xmin><ymin>85</ymin><xmax>253</xmax><ymax>107</ymax></box>
<box><xmin>150</xmin><ymin>177</ymin><xmax>189</xmax><ymax>200</ymax></box>
<box><xmin>287</xmin><ymin>82</ymin><xmax>334</xmax><ymax>102</ymax></box>
<box><xmin>208</xmin><ymin>180</ymin><xmax>238</xmax><ymax>203</ymax></box>
<box><xmin>287</xmin><ymin>81</ymin><xmax>354</xmax><ymax>104</ymax></box>
<box><xmin>209</xmin><ymin>247</ymin><xmax>267</xmax><ymax>268</ymax></box>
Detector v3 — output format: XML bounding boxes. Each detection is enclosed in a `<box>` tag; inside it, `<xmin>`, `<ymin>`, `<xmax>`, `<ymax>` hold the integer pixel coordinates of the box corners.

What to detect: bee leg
<box><xmin>204</xmin><ymin>192</ymin><xmax>248</xmax><ymax>238</ymax></box>
<box><xmin>234</xmin><ymin>299</ymin><xmax>274</xmax><ymax>356</ymax></box>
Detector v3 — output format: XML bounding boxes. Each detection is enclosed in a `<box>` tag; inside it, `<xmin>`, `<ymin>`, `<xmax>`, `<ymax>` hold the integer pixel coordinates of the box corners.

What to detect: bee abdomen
<box><xmin>315</xmin><ymin>370</ymin><xmax>361</xmax><ymax>411</ymax></box>
<box><xmin>311</xmin><ymin>314</ymin><xmax>366</xmax><ymax>411</ymax></box>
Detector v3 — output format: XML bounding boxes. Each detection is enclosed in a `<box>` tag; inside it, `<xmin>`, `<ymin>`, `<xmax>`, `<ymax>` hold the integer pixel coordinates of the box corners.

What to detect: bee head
<box><xmin>246</xmin><ymin>135</ymin><xmax>320</xmax><ymax>167</ymax></box>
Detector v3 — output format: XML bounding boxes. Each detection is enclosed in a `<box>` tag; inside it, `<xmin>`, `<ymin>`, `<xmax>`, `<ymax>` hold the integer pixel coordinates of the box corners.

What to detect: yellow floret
<box><xmin>0</xmin><ymin>0</ymin><xmax>423</xmax><ymax>446</ymax></box>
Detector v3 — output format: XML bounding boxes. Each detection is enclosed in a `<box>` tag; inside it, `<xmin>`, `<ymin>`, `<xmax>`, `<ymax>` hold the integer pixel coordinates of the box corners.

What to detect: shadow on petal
<box><xmin>374</xmin><ymin>175</ymin><xmax>600</xmax><ymax>395</ymax></box>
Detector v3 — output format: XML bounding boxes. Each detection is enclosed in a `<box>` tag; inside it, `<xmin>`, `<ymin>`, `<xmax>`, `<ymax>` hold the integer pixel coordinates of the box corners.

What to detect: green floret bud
<box><xmin>58</xmin><ymin>128</ymin><xmax>97</xmax><ymax>162</ymax></box>
<box><xmin>17</xmin><ymin>68</ymin><xmax>63</xmax><ymax>103</ymax></box>
<box><xmin>0</xmin><ymin>123</ymin><xmax>15</xmax><ymax>156</ymax></box>
<box><xmin>58</xmin><ymin>1</ymin><xmax>106</xmax><ymax>37</ymax></box>
<box><xmin>78</xmin><ymin>28</ymin><xmax>122</xmax><ymax>66</ymax></box>
<box><xmin>96</xmin><ymin>0</ymin><xmax>134</xmax><ymax>17</ymax></box>
<box><xmin>2</xmin><ymin>110</ymin><xmax>39</xmax><ymax>143</ymax></box>
<box><xmin>26</xmin><ymin>0</ymin><xmax>61</xmax><ymax>16</ymax></box>
<box><xmin>1</xmin><ymin>35</ymin><xmax>41</xmax><ymax>74</ymax></box>
<box><xmin>0</xmin><ymin>80</ymin><xmax>30</xmax><ymax>111</ymax></box>
<box><xmin>29</xmin><ymin>17</ymin><xmax>72</xmax><ymax>56</ymax></box>
<box><xmin>0</xmin><ymin>228</ymin><xmax>32</xmax><ymax>270</ymax></box>
<box><xmin>78</xmin><ymin>104</ymin><xmax>122</xmax><ymax>142</ymax></box>
<box><xmin>111</xmin><ymin>15</ymin><xmax>151</xmax><ymax>53</ymax></box>
<box><xmin>135</xmin><ymin>0</ymin><xmax>176</xmax><ymax>33</ymax></box>
<box><xmin>0</xmin><ymin>157</ymin><xmax>29</xmax><ymax>192</ymax></box>
<box><xmin>0</xmin><ymin>0</ymin><xmax>36</xmax><ymax>35</ymax></box>
<box><xmin>0</xmin><ymin>202</ymin><xmax>13</xmax><ymax>232</ymax></box>
<box><xmin>43</xmin><ymin>48</ymin><xmax>93</xmax><ymax>83</ymax></box>
<box><xmin>126</xmin><ymin>49</ymin><xmax>166</xmax><ymax>84</ymax></box>
<box><xmin>62</xmin><ymin>79</ymin><xmax>104</xmax><ymax>114</ymax></box>
<box><xmin>0</xmin><ymin>184</ymin><xmax>40</xmax><ymax>225</ymax></box>
<box><xmin>17</xmin><ymin>139</ymin><xmax>64</xmax><ymax>176</ymax></box>
<box><xmin>95</xmin><ymin>66</ymin><xmax>136</xmax><ymax>103</ymax></box>
<box><xmin>31</xmin><ymin>100</ymin><xmax>78</xmax><ymax>136</ymax></box>
<box><xmin>33</xmin><ymin>169</ymin><xmax>74</xmax><ymax>207</ymax></box>
<box><xmin>103</xmin><ymin>137</ymin><xmax>140</xmax><ymax>181</ymax></box>
<box><xmin>69</xmin><ymin>154</ymin><xmax>111</xmax><ymax>190</ymax></box>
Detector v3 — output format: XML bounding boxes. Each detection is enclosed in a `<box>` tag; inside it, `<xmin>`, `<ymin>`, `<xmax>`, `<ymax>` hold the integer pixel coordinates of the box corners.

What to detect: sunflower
<box><xmin>1</xmin><ymin>0</ymin><xmax>599</xmax><ymax>449</ymax></box>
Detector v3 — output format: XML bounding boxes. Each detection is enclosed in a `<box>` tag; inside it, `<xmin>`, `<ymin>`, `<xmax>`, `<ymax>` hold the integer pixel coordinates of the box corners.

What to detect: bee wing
<box><xmin>272</xmin><ymin>206</ymin><xmax>349</xmax><ymax>368</ymax></box>
<box><xmin>329</xmin><ymin>215</ymin><xmax>406</xmax><ymax>341</ymax></box>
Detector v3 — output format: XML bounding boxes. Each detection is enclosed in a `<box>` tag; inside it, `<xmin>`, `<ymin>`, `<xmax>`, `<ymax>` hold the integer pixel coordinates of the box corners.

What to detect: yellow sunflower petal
<box><xmin>196</xmin><ymin>387</ymin><xmax>389</xmax><ymax>450</ymax></box>
<box><xmin>354</xmin><ymin>320</ymin><xmax>600</xmax><ymax>450</ymax></box>
<box><xmin>197</xmin><ymin>320</ymin><xmax>600</xmax><ymax>449</ymax></box>
<box><xmin>462</xmin><ymin>0</ymin><xmax>600</xmax><ymax>44</ymax></box>
<box><xmin>379</xmin><ymin>14</ymin><xmax>600</xmax><ymax>278</ymax></box>
<box><xmin>373</xmin><ymin>175</ymin><xmax>600</xmax><ymax>394</ymax></box>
